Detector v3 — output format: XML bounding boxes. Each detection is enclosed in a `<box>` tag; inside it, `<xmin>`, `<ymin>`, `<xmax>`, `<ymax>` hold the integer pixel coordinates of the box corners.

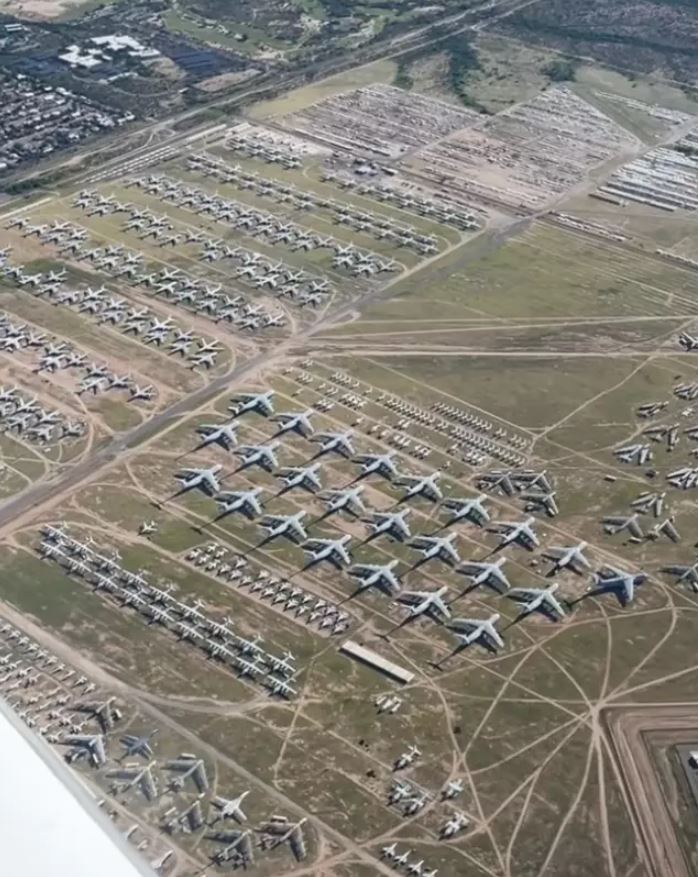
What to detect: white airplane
<box><xmin>592</xmin><ymin>567</ymin><xmax>647</xmax><ymax>604</ymax></box>
<box><xmin>394</xmin><ymin>850</ymin><xmax>412</xmax><ymax>868</ymax></box>
<box><xmin>449</xmin><ymin>614</ymin><xmax>504</xmax><ymax>650</ymax></box>
<box><xmin>174</xmin><ymin>464</ymin><xmax>222</xmax><ymax>496</ymax></box>
<box><xmin>408</xmin><ymin>533</ymin><xmax>460</xmax><ymax>565</ymax></box>
<box><xmin>354</xmin><ymin>452</ymin><xmax>399</xmax><ymax>479</ymax></box>
<box><xmin>397</xmin><ymin>471</ymin><xmax>442</xmax><ymax>502</ymax></box>
<box><xmin>260</xmin><ymin>511</ymin><xmax>308</xmax><ymax>542</ymax></box>
<box><xmin>277</xmin><ymin>463</ymin><xmax>322</xmax><ymax>492</ymax></box>
<box><xmin>312</xmin><ymin>430</ymin><xmax>355</xmax><ymax>458</ymax></box>
<box><xmin>195</xmin><ymin>421</ymin><xmax>238</xmax><ymax>451</ymax></box>
<box><xmin>272</xmin><ymin>408</ymin><xmax>315</xmax><ymax>437</ymax></box>
<box><xmin>381</xmin><ymin>843</ymin><xmax>398</xmax><ymax>860</ymax></box>
<box><xmin>442</xmin><ymin>494</ymin><xmax>490</xmax><ymax>526</ymax></box>
<box><xmin>303</xmin><ymin>535</ymin><xmax>352</xmax><ymax>567</ymax></box>
<box><xmin>214</xmin><ymin>488</ymin><xmax>264</xmax><ymax>519</ymax></box>
<box><xmin>399</xmin><ymin>586</ymin><xmax>450</xmax><ymax>620</ymax></box>
<box><xmin>211</xmin><ymin>791</ymin><xmax>249</xmax><ymax>823</ymax></box>
<box><xmin>458</xmin><ymin>557</ymin><xmax>510</xmax><ymax>592</ymax></box>
<box><xmin>367</xmin><ymin>509</ymin><xmax>412</xmax><ymax>541</ymax></box>
<box><xmin>235</xmin><ymin>442</ymin><xmax>280</xmax><ymax>472</ymax></box>
<box><xmin>232</xmin><ymin>390</ymin><xmax>275</xmax><ymax>417</ymax></box>
<box><xmin>489</xmin><ymin>516</ymin><xmax>539</xmax><ymax>550</ymax></box>
<box><xmin>544</xmin><ymin>541</ymin><xmax>590</xmax><ymax>574</ymax></box>
<box><xmin>348</xmin><ymin>560</ymin><xmax>401</xmax><ymax>595</ymax></box>
<box><xmin>323</xmin><ymin>485</ymin><xmax>366</xmax><ymax>515</ymax></box>
<box><xmin>443</xmin><ymin>778</ymin><xmax>464</xmax><ymax>799</ymax></box>
<box><xmin>509</xmin><ymin>583</ymin><xmax>566</xmax><ymax>620</ymax></box>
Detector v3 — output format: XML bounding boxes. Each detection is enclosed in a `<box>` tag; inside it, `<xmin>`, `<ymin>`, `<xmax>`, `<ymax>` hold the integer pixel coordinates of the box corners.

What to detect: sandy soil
<box><xmin>604</xmin><ymin>705</ymin><xmax>698</xmax><ymax>877</ymax></box>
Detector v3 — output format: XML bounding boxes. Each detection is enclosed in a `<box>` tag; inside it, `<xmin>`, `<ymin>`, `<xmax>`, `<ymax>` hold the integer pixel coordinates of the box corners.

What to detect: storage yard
<box><xmin>1</xmin><ymin>42</ymin><xmax>698</xmax><ymax>877</ymax></box>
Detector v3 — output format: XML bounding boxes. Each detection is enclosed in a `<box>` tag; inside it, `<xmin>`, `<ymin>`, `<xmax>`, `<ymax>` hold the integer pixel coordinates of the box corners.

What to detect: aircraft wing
<box><xmin>509</xmin><ymin>587</ymin><xmax>539</xmax><ymax>599</ymax></box>
<box><xmin>484</xmin><ymin>622</ymin><xmax>505</xmax><ymax>649</ymax></box>
<box><xmin>627</xmin><ymin>519</ymin><xmax>644</xmax><ymax>539</ymax></box>
<box><xmin>336</xmin><ymin>544</ymin><xmax>352</xmax><ymax>564</ymax></box>
<box><xmin>398</xmin><ymin>590</ymin><xmax>429</xmax><ymax>605</ymax></box>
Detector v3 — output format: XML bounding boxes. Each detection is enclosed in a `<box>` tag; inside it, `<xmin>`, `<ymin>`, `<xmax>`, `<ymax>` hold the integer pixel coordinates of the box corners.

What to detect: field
<box><xmin>1</xmin><ymin>51</ymin><xmax>698</xmax><ymax>877</ymax></box>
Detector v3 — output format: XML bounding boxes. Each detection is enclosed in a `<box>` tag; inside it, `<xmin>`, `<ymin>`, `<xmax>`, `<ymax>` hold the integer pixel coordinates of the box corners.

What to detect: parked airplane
<box><xmin>120</xmin><ymin>730</ymin><xmax>158</xmax><ymax>760</ymax></box>
<box><xmin>443</xmin><ymin>778</ymin><xmax>464</xmax><ymax>799</ymax></box>
<box><xmin>214</xmin><ymin>488</ymin><xmax>264</xmax><ymax>520</ymax></box>
<box><xmin>448</xmin><ymin>614</ymin><xmax>504</xmax><ymax>650</ymax></box>
<box><xmin>260</xmin><ymin>511</ymin><xmax>308</xmax><ymax>542</ymax></box>
<box><xmin>212</xmin><ymin>791</ymin><xmax>250</xmax><ymax>824</ymax></box>
<box><xmin>272</xmin><ymin>408</ymin><xmax>315</xmax><ymax>437</ymax></box>
<box><xmin>354</xmin><ymin>452</ymin><xmax>399</xmax><ymax>479</ymax></box>
<box><xmin>544</xmin><ymin>541</ymin><xmax>590</xmax><ymax>574</ymax></box>
<box><xmin>348</xmin><ymin>560</ymin><xmax>401</xmax><ymax>595</ymax></box>
<box><xmin>661</xmin><ymin>563</ymin><xmax>698</xmax><ymax>590</ymax></box>
<box><xmin>442</xmin><ymin>494</ymin><xmax>490</xmax><ymax>526</ymax></box>
<box><xmin>174</xmin><ymin>465</ymin><xmax>222</xmax><ymax>497</ymax></box>
<box><xmin>366</xmin><ymin>509</ymin><xmax>412</xmax><ymax>541</ymax></box>
<box><xmin>231</xmin><ymin>390</ymin><xmax>275</xmax><ymax>417</ymax></box>
<box><xmin>602</xmin><ymin>514</ymin><xmax>644</xmax><ymax>540</ymax></box>
<box><xmin>277</xmin><ymin>463</ymin><xmax>322</xmax><ymax>492</ymax></box>
<box><xmin>457</xmin><ymin>557</ymin><xmax>510</xmax><ymax>592</ymax></box>
<box><xmin>592</xmin><ymin>567</ymin><xmax>647</xmax><ymax>604</ymax></box>
<box><xmin>489</xmin><ymin>516</ymin><xmax>539</xmax><ymax>550</ymax></box>
<box><xmin>235</xmin><ymin>442</ymin><xmax>280</xmax><ymax>472</ymax></box>
<box><xmin>398</xmin><ymin>586</ymin><xmax>450</xmax><ymax>620</ymax></box>
<box><xmin>509</xmin><ymin>584</ymin><xmax>566</xmax><ymax>620</ymax></box>
<box><xmin>397</xmin><ymin>471</ymin><xmax>443</xmax><ymax>502</ymax></box>
<box><xmin>302</xmin><ymin>535</ymin><xmax>352</xmax><ymax>567</ymax></box>
<box><xmin>408</xmin><ymin>533</ymin><xmax>460</xmax><ymax>565</ymax></box>
<box><xmin>322</xmin><ymin>485</ymin><xmax>366</xmax><ymax>516</ymax></box>
<box><xmin>195</xmin><ymin>421</ymin><xmax>238</xmax><ymax>451</ymax></box>
<box><xmin>311</xmin><ymin>430</ymin><xmax>355</xmax><ymax>458</ymax></box>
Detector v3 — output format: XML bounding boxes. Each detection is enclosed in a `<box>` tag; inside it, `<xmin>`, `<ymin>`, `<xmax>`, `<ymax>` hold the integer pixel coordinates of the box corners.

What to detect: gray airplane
<box><xmin>212</xmin><ymin>791</ymin><xmax>250</xmax><ymax>824</ymax></box>
<box><xmin>215</xmin><ymin>488</ymin><xmax>264</xmax><ymax>519</ymax></box>
<box><xmin>236</xmin><ymin>442</ymin><xmax>280</xmax><ymax>472</ymax></box>
<box><xmin>661</xmin><ymin>563</ymin><xmax>698</xmax><ymax>590</ymax></box>
<box><xmin>260</xmin><ymin>511</ymin><xmax>308</xmax><ymax>542</ymax></box>
<box><xmin>399</xmin><ymin>586</ymin><xmax>450</xmax><ymax>620</ymax></box>
<box><xmin>449</xmin><ymin>614</ymin><xmax>504</xmax><ymax>650</ymax></box>
<box><xmin>277</xmin><ymin>463</ymin><xmax>322</xmax><ymax>492</ymax></box>
<box><xmin>195</xmin><ymin>421</ymin><xmax>239</xmax><ymax>451</ymax></box>
<box><xmin>302</xmin><ymin>535</ymin><xmax>352</xmax><ymax>567</ymax></box>
<box><xmin>174</xmin><ymin>464</ymin><xmax>223</xmax><ymax>497</ymax></box>
<box><xmin>489</xmin><ymin>516</ymin><xmax>539</xmax><ymax>550</ymax></box>
<box><xmin>509</xmin><ymin>583</ymin><xmax>566</xmax><ymax>620</ymax></box>
<box><xmin>348</xmin><ymin>560</ymin><xmax>401</xmax><ymax>595</ymax></box>
<box><xmin>322</xmin><ymin>485</ymin><xmax>366</xmax><ymax>516</ymax></box>
<box><xmin>120</xmin><ymin>729</ymin><xmax>158</xmax><ymax>760</ymax></box>
<box><xmin>457</xmin><ymin>557</ymin><xmax>510</xmax><ymax>592</ymax></box>
<box><xmin>408</xmin><ymin>532</ymin><xmax>460</xmax><ymax>565</ymax></box>
<box><xmin>312</xmin><ymin>430</ymin><xmax>355</xmax><ymax>458</ymax></box>
<box><xmin>592</xmin><ymin>567</ymin><xmax>647</xmax><ymax>604</ymax></box>
<box><xmin>354</xmin><ymin>452</ymin><xmax>399</xmax><ymax>479</ymax></box>
<box><xmin>232</xmin><ymin>390</ymin><xmax>275</xmax><ymax>417</ymax></box>
<box><xmin>602</xmin><ymin>514</ymin><xmax>644</xmax><ymax>540</ymax></box>
<box><xmin>442</xmin><ymin>494</ymin><xmax>490</xmax><ymax>526</ymax></box>
<box><xmin>397</xmin><ymin>471</ymin><xmax>443</xmax><ymax>502</ymax></box>
<box><xmin>544</xmin><ymin>542</ymin><xmax>590</xmax><ymax>574</ymax></box>
<box><xmin>272</xmin><ymin>408</ymin><xmax>315</xmax><ymax>437</ymax></box>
